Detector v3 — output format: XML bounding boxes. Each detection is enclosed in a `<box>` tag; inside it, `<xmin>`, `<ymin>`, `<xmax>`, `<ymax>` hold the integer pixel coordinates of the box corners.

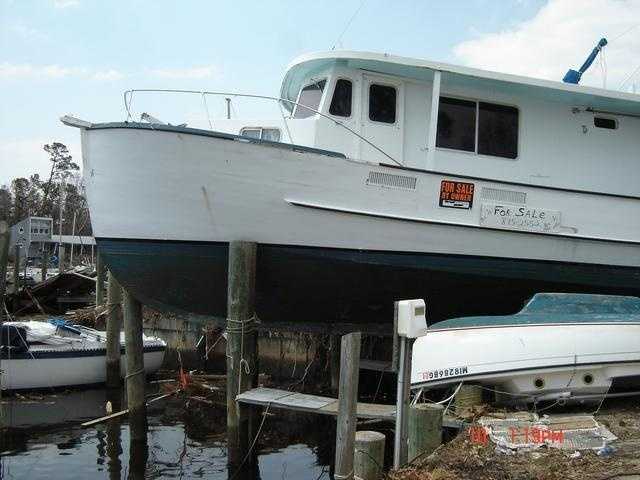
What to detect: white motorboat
<box><xmin>62</xmin><ymin>49</ymin><xmax>640</xmax><ymax>328</ymax></box>
<box><xmin>411</xmin><ymin>293</ymin><xmax>640</xmax><ymax>402</ymax></box>
<box><xmin>0</xmin><ymin>320</ymin><xmax>166</xmax><ymax>391</ymax></box>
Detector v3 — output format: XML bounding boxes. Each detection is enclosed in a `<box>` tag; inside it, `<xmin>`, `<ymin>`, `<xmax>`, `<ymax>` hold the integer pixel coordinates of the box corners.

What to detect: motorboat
<box><xmin>411</xmin><ymin>293</ymin><xmax>640</xmax><ymax>402</ymax></box>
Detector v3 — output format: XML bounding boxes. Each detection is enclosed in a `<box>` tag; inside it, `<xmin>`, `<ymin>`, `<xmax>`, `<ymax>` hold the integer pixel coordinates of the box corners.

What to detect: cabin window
<box><xmin>293</xmin><ymin>79</ymin><xmax>326</xmax><ymax>119</ymax></box>
<box><xmin>436</xmin><ymin>97</ymin><xmax>476</xmax><ymax>152</ymax></box>
<box><xmin>369</xmin><ymin>84</ymin><xmax>396</xmax><ymax>124</ymax></box>
<box><xmin>330</xmin><ymin>79</ymin><xmax>352</xmax><ymax>117</ymax></box>
<box><xmin>240</xmin><ymin>127</ymin><xmax>281</xmax><ymax>142</ymax></box>
<box><xmin>437</xmin><ymin>97</ymin><xmax>519</xmax><ymax>159</ymax></box>
<box><xmin>478</xmin><ymin>102</ymin><xmax>518</xmax><ymax>159</ymax></box>
<box><xmin>594</xmin><ymin>116</ymin><xmax>617</xmax><ymax>130</ymax></box>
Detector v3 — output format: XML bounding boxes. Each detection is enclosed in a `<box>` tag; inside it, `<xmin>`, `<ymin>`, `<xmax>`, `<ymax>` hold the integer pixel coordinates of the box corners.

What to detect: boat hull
<box><xmin>1</xmin><ymin>345</ymin><xmax>165</xmax><ymax>391</ymax></box>
<box><xmin>80</xmin><ymin>124</ymin><xmax>640</xmax><ymax>326</ymax></box>
<box><xmin>411</xmin><ymin>322</ymin><xmax>640</xmax><ymax>400</ymax></box>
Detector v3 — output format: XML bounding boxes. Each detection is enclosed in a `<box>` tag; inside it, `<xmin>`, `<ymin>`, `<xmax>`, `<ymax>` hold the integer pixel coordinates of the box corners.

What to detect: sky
<box><xmin>1</xmin><ymin>0</ymin><xmax>639</xmax><ymax>186</ymax></box>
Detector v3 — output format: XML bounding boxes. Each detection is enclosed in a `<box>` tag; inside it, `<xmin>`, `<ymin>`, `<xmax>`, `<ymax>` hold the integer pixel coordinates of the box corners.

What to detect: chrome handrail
<box><xmin>123</xmin><ymin>89</ymin><xmax>403</xmax><ymax>167</ymax></box>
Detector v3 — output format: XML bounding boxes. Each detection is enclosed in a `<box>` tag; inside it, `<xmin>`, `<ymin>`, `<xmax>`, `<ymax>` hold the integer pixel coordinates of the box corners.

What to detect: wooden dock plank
<box><xmin>236</xmin><ymin>387</ymin><xmax>466</xmax><ymax>428</ymax></box>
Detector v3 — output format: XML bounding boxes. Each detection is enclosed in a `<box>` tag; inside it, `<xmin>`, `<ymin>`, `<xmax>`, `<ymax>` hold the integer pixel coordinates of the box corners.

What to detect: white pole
<box><xmin>393</xmin><ymin>335</ymin><xmax>412</xmax><ymax>469</ymax></box>
<box><xmin>425</xmin><ymin>70</ymin><xmax>441</xmax><ymax>170</ymax></box>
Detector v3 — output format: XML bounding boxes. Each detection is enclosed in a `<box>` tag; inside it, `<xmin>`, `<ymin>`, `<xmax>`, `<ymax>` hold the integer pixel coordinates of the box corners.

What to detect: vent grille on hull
<box><xmin>366</xmin><ymin>171</ymin><xmax>417</xmax><ymax>190</ymax></box>
<box><xmin>481</xmin><ymin>187</ymin><xmax>526</xmax><ymax>204</ymax></box>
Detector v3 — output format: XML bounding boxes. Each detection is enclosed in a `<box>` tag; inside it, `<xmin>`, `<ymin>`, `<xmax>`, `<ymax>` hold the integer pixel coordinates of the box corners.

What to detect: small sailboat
<box><xmin>411</xmin><ymin>293</ymin><xmax>640</xmax><ymax>402</ymax></box>
<box><xmin>0</xmin><ymin>320</ymin><xmax>166</xmax><ymax>391</ymax></box>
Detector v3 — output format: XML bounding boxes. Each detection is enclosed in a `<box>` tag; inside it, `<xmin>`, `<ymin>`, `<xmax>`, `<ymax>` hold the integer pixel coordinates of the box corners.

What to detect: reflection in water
<box><xmin>0</xmin><ymin>389</ymin><xmax>332</xmax><ymax>480</ymax></box>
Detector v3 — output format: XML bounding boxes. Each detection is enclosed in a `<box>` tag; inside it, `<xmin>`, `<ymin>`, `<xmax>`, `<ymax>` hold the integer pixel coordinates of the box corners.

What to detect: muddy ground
<box><xmin>389</xmin><ymin>398</ymin><xmax>640</xmax><ymax>480</ymax></box>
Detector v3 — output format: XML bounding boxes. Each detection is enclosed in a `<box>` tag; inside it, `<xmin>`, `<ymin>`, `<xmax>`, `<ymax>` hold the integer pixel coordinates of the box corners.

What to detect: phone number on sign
<box><xmin>421</xmin><ymin>366</ymin><xmax>469</xmax><ymax>381</ymax></box>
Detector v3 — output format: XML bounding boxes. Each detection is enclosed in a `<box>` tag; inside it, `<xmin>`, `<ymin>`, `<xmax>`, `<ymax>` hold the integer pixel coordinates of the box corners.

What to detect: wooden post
<box><xmin>96</xmin><ymin>253</ymin><xmax>106</xmax><ymax>305</ymax></box>
<box><xmin>330</xmin><ymin>334</ymin><xmax>341</xmax><ymax>394</ymax></box>
<box><xmin>354</xmin><ymin>431</ymin><xmax>385</xmax><ymax>480</ymax></box>
<box><xmin>454</xmin><ymin>385</ymin><xmax>482</xmax><ymax>416</ymax></box>
<box><xmin>123</xmin><ymin>288</ymin><xmax>147</xmax><ymax>441</ymax></box>
<box><xmin>408</xmin><ymin>403</ymin><xmax>443</xmax><ymax>462</ymax></box>
<box><xmin>58</xmin><ymin>244</ymin><xmax>66</xmax><ymax>272</ymax></box>
<box><xmin>106</xmin><ymin>272</ymin><xmax>123</xmax><ymax>388</ymax></box>
<box><xmin>13</xmin><ymin>244</ymin><xmax>20</xmax><ymax>294</ymax></box>
<box><xmin>0</xmin><ymin>222</ymin><xmax>9</xmax><ymax>314</ymax></box>
<box><xmin>226</xmin><ymin>241</ymin><xmax>258</xmax><ymax>469</ymax></box>
<box><xmin>41</xmin><ymin>249</ymin><xmax>49</xmax><ymax>283</ymax></box>
<box><xmin>334</xmin><ymin>332</ymin><xmax>361</xmax><ymax>480</ymax></box>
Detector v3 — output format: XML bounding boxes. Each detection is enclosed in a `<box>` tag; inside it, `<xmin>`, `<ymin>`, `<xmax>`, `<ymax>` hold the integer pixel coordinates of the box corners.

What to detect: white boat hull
<box><xmin>1</xmin><ymin>346</ymin><xmax>165</xmax><ymax>391</ymax></box>
<box><xmin>75</xmin><ymin>124</ymin><xmax>640</xmax><ymax>324</ymax></box>
<box><xmin>411</xmin><ymin>322</ymin><xmax>640</xmax><ymax>400</ymax></box>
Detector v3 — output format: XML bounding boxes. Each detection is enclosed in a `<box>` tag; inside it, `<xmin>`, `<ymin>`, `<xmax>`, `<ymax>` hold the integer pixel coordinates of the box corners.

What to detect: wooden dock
<box><xmin>236</xmin><ymin>387</ymin><xmax>464</xmax><ymax>428</ymax></box>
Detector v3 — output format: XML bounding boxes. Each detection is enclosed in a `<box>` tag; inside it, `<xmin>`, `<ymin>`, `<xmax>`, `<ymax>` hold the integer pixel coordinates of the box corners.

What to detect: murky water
<box><xmin>0</xmin><ymin>388</ymin><xmax>333</xmax><ymax>479</ymax></box>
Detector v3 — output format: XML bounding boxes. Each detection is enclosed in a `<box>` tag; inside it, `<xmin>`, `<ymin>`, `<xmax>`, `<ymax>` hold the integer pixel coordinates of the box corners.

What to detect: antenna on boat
<box><xmin>562</xmin><ymin>38</ymin><xmax>608</xmax><ymax>84</ymax></box>
<box><xmin>331</xmin><ymin>0</ymin><xmax>366</xmax><ymax>50</ymax></box>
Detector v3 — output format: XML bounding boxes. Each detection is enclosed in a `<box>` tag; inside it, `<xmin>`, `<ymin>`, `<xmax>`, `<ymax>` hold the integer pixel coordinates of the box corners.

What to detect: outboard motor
<box><xmin>1</xmin><ymin>324</ymin><xmax>30</xmax><ymax>356</ymax></box>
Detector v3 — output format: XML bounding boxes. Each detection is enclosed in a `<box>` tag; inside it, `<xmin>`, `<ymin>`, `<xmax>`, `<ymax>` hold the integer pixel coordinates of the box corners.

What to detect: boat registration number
<box><xmin>480</xmin><ymin>203</ymin><xmax>561</xmax><ymax>233</ymax></box>
<box><xmin>421</xmin><ymin>366</ymin><xmax>469</xmax><ymax>382</ymax></box>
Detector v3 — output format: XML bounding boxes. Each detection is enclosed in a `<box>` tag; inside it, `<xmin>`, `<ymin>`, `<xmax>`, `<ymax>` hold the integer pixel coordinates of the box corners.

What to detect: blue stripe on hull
<box><xmin>98</xmin><ymin>238</ymin><xmax>640</xmax><ymax>327</ymax></box>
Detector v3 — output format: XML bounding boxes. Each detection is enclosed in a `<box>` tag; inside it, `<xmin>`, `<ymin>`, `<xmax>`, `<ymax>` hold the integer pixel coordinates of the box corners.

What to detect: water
<box><xmin>0</xmin><ymin>388</ymin><xmax>333</xmax><ymax>479</ymax></box>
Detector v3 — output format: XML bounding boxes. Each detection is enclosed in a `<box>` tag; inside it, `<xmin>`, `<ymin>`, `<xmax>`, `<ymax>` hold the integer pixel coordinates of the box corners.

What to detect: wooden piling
<box><xmin>41</xmin><ymin>249</ymin><xmax>49</xmax><ymax>283</ymax></box>
<box><xmin>408</xmin><ymin>403</ymin><xmax>443</xmax><ymax>462</ymax></box>
<box><xmin>330</xmin><ymin>334</ymin><xmax>341</xmax><ymax>394</ymax></box>
<box><xmin>226</xmin><ymin>241</ymin><xmax>259</xmax><ymax>469</ymax></box>
<box><xmin>96</xmin><ymin>253</ymin><xmax>106</xmax><ymax>305</ymax></box>
<box><xmin>354</xmin><ymin>430</ymin><xmax>385</xmax><ymax>480</ymax></box>
<box><xmin>59</xmin><ymin>244</ymin><xmax>66</xmax><ymax>272</ymax></box>
<box><xmin>123</xmin><ymin>288</ymin><xmax>147</xmax><ymax>440</ymax></box>
<box><xmin>106</xmin><ymin>272</ymin><xmax>123</xmax><ymax>388</ymax></box>
<box><xmin>334</xmin><ymin>332</ymin><xmax>362</xmax><ymax>480</ymax></box>
<box><xmin>12</xmin><ymin>244</ymin><xmax>20</xmax><ymax>294</ymax></box>
<box><xmin>454</xmin><ymin>385</ymin><xmax>482</xmax><ymax>416</ymax></box>
<box><xmin>0</xmin><ymin>222</ymin><xmax>9</xmax><ymax>314</ymax></box>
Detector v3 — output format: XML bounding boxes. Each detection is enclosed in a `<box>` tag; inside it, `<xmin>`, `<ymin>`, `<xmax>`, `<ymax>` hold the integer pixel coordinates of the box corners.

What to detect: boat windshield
<box><xmin>293</xmin><ymin>79</ymin><xmax>326</xmax><ymax>119</ymax></box>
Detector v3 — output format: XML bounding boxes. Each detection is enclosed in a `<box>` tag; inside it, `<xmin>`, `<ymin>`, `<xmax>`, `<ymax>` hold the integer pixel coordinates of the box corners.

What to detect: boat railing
<box><xmin>123</xmin><ymin>89</ymin><xmax>403</xmax><ymax>167</ymax></box>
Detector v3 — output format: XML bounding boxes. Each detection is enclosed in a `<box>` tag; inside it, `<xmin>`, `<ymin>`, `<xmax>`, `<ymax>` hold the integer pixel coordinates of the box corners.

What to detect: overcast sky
<box><xmin>1</xmin><ymin>0</ymin><xmax>639</xmax><ymax>186</ymax></box>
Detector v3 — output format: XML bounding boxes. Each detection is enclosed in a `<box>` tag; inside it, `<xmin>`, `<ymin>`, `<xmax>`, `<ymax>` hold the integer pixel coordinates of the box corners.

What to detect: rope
<box><xmin>225</xmin><ymin>314</ymin><xmax>257</xmax><ymax>395</ymax></box>
<box><xmin>228</xmin><ymin>403</ymin><xmax>271</xmax><ymax>480</ymax></box>
<box><xmin>125</xmin><ymin>367</ymin><xmax>145</xmax><ymax>381</ymax></box>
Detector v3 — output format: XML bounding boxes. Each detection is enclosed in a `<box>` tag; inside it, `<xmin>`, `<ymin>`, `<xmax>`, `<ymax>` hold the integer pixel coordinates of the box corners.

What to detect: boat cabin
<box><xmin>236</xmin><ymin>51</ymin><xmax>640</xmax><ymax>198</ymax></box>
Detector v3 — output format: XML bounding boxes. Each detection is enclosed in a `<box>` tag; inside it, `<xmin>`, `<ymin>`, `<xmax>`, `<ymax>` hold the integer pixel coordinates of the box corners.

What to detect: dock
<box><xmin>236</xmin><ymin>387</ymin><xmax>463</xmax><ymax>428</ymax></box>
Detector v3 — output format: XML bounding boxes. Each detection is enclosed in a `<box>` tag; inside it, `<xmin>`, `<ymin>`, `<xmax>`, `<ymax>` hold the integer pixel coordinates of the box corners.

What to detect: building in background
<box><xmin>9</xmin><ymin>216</ymin><xmax>95</xmax><ymax>266</ymax></box>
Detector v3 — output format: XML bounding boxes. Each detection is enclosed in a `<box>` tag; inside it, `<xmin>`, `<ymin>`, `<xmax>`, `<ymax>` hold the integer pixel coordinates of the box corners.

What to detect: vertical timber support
<box><xmin>226</xmin><ymin>241</ymin><xmax>259</xmax><ymax>470</ymax></box>
<box><xmin>58</xmin><ymin>244</ymin><xmax>66</xmax><ymax>272</ymax></box>
<box><xmin>123</xmin><ymin>288</ymin><xmax>147</xmax><ymax>441</ymax></box>
<box><xmin>0</xmin><ymin>222</ymin><xmax>9</xmax><ymax>315</ymax></box>
<box><xmin>106</xmin><ymin>272</ymin><xmax>123</xmax><ymax>389</ymax></box>
<box><xmin>354</xmin><ymin>431</ymin><xmax>386</xmax><ymax>480</ymax></box>
<box><xmin>425</xmin><ymin>70</ymin><xmax>441</xmax><ymax>170</ymax></box>
<box><xmin>13</xmin><ymin>244</ymin><xmax>21</xmax><ymax>294</ymax></box>
<box><xmin>96</xmin><ymin>253</ymin><xmax>106</xmax><ymax>306</ymax></box>
<box><xmin>408</xmin><ymin>403</ymin><xmax>443</xmax><ymax>462</ymax></box>
<box><xmin>334</xmin><ymin>332</ymin><xmax>362</xmax><ymax>480</ymax></box>
<box><xmin>41</xmin><ymin>249</ymin><xmax>49</xmax><ymax>283</ymax></box>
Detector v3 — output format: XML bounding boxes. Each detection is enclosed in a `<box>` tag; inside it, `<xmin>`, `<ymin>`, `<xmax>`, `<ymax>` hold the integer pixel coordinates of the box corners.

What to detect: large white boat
<box><xmin>62</xmin><ymin>50</ymin><xmax>640</xmax><ymax>327</ymax></box>
<box><xmin>1</xmin><ymin>320</ymin><xmax>165</xmax><ymax>390</ymax></box>
<box><xmin>411</xmin><ymin>293</ymin><xmax>640</xmax><ymax>402</ymax></box>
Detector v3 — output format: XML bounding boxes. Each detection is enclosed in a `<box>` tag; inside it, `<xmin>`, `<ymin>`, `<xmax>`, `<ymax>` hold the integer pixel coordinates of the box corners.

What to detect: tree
<box><xmin>40</xmin><ymin>142</ymin><xmax>79</xmax><ymax>216</ymax></box>
<box><xmin>0</xmin><ymin>186</ymin><xmax>12</xmax><ymax>222</ymax></box>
